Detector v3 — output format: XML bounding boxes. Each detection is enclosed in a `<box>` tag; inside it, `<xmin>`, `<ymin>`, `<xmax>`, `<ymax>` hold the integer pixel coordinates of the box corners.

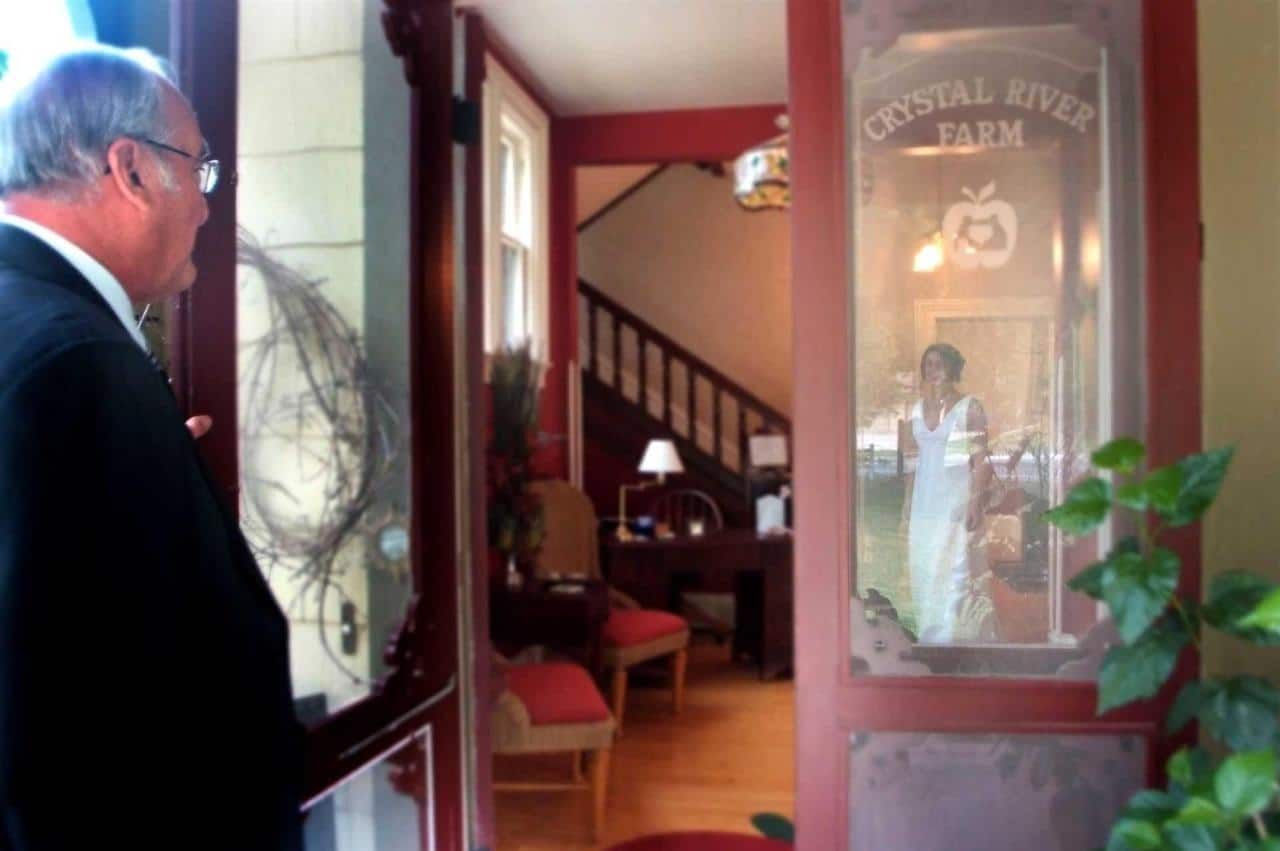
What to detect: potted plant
<box><xmin>1045</xmin><ymin>438</ymin><xmax>1280</xmax><ymax>849</ymax></box>
<box><xmin>486</xmin><ymin>342</ymin><xmax>547</xmax><ymax>585</ymax></box>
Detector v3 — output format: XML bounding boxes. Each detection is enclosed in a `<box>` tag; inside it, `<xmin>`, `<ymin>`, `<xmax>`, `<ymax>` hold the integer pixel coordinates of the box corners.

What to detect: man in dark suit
<box><xmin>0</xmin><ymin>47</ymin><xmax>303</xmax><ymax>849</ymax></box>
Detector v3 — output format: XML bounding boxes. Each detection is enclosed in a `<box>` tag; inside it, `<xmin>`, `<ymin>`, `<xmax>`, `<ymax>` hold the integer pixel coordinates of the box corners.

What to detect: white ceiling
<box><xmin>457</xmin><ymin>0</ymin><xmax>788</xmax><ymax>116</ymax></box>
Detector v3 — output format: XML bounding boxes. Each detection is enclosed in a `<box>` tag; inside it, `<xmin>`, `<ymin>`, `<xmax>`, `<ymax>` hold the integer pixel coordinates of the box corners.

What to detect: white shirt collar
<box><xmin>0</xmin><ymin>213</ymin><xmax>149</xmax><ymax>352</ymax></box>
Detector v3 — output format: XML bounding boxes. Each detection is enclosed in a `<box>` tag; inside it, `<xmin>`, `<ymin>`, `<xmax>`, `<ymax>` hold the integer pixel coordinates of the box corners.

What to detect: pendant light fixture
<box><xmin>912</xmin><ymin>153</ymin><xmax>945</xmax><ymax>273</ymax></box>
<box><xmin>733</xmin><ymin>114</ymin><xmax>790</xmax><ymax>211</ymax></box>
<box><xmin>912</xmin><ymin>231</ymin><xmax>944</xmax><ymax>273</ymax></box>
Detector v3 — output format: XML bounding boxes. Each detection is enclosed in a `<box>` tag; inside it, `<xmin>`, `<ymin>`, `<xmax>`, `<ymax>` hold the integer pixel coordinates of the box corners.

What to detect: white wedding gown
<box><xmin>907</xmin><ymin>396</ymin><xmax>994</xmax><ymax>643</ymax></box>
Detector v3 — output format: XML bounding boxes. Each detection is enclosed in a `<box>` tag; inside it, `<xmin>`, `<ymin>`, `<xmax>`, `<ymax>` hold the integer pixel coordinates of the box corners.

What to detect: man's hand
<box><xmin>185</xmin><ymin>415</ymin><xmax>212</xmax><ymax>439</ymax></box>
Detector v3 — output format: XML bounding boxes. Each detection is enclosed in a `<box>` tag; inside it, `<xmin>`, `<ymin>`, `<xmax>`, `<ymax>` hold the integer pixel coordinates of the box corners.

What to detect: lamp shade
<box><xmin>638</xmin><ymin>439</ymin><xmax>684</xmax><ymax>476</ymax></box>
<box><xmin>733</xmin><ymin>133</ymin><xmax>789</xmax><ymax>211</ymax></box>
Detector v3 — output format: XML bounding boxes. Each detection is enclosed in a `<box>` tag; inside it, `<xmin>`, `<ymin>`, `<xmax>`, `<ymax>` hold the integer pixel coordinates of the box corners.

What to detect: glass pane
<box><xmin>846</xmin><ymin>7</ymin><xmax>1144</xmax><ymax>676</ymax></box>
<box><xmin>500</xmin><ymin>239</ymin><xmax>529</xmax><ymax>345</ymax></box>
<box><xmin>848</xmin><ymin>732</ymin><xmax>1145</xmax><ymax>851</ymax></box>
<box><xmin>305</xmin><ymin>733</ymin><xmax>432</xmax><ymax>850</ymax></box>
<box><xmin>499</xmin><ymin>136</ymin><xmax>515</xmax><ymax>233</ymax></box>
<box><xmin>499</xmin><ymin>127</ymin><xmax>528</xmax><ymax>239</ymax></box>
<box><xmin>236</xmin><ymin>0</ymin><xmax>414</xmax><ymax>719</ymax></box>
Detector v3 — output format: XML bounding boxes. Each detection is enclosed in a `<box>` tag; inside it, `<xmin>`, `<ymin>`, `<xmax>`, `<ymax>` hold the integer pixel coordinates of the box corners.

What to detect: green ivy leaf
<box><xmin>1069</xmin><ymin>560</ymin><xmax>1111</xmax><ymax>600</ymax></box>
<box><xmin>1202</xmin><ymin>572</ymin><xmax>1280</xmax><ymax>645</ymax></box>
<box><xmin>1107</xmin><ymin>819</ymin><xmax>1162</xmax><ymax>851</ymax></box>
<box><xmin>1093</xmin><ymin>438</ymin><xmax>1147</xmax><ymax>474</ymax></box>
<box><xmin>1114</xmin><ymin>483</ymin><xmax>1150</xmax><ymax>511</ymax></box>
<box><xmin>1070</xmin><ymin>538</ymin><xmax>1142</xmax><ymax>601</ymax></box>
<box><xmin>1168</xmin><ymin>747</ymin><xmax>1215</xmax><ymax>798</ymax></box>
<box><xmin>1044</xmin><ymin>477</ymin><xmax>1112</xmax><ymax>536</ymax></box>
<box><xmin>1143</xmin><ymin>465</ymin><xmax>1184</xmax><ymax>516</ymax></box>
<box><xmin>1124</xmin><ymin>789</ymin><xmax>1182</xmax><ymax>822</ymax></box>
<box><xmin>1161</xmin><ymin>823</ymin><xmax>1218</xmax><ymax>851</ymax></box>
<box><xmin>1213</xmin><ymin>750</ymin><xmax>1276</xmax><ymax>815</ymax></box>
<box><xmin>1102</xmin><ymin>548</ymin><xmax>1180</xmax><ymax>644</ymax></box>
<box><xmin>1170</xmin><ymin>796</ymin><xmax>1223</xmax><ymax>826</ymax></box>
<box><xmin>1197</xmin><ymin>676</ymin><xmax>1280</xmax><ymax>751</ymax></box>
<box><xmin>1098</xmin><ymin>614</ymin><xmax>1190</xmax><ymax>713</ymax></box>
<box><xmin>1167</xmin><ymin>682</ymin><xmax>1206</xmax><ymax>735</ymax></box>
<box><xmin>1162</xmin><ymin>447</ymin><xmax>1235</xmax><ymax>528</ymax></box>
<box><xmin>1239</xmin><ymin>587</ymin><xmax>1280</xmax><ymax>636</ymax></box>
<box><xmin>750</xmin><ymin>812</ymin><xmax>794</xmax><ymax>842</ymax></box>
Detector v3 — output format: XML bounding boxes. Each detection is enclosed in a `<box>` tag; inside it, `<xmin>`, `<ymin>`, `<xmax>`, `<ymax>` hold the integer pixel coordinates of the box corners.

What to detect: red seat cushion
<box><xmin>603</xmin><ymin>608</ymin><xmax>688</xmax><ymax>648</ymax></box>
<box><xmin>505</xmin><ymin>663</ymin><xmax>611</xmax><ymax>726</ymax></box>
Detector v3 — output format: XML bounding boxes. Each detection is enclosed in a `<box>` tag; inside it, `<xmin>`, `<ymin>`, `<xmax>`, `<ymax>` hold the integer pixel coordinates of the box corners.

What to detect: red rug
<box><xmin>605</xmin><ymin>832</ymin><xmax>791</xmax><ymax>851</ymax></box>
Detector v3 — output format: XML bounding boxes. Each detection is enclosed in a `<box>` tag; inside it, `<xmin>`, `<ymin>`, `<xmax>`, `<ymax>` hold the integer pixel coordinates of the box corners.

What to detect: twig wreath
<box><xmin>237</xmin><ymin>227</ymin><xmax>402</xmax><ymax>684</ymax></box>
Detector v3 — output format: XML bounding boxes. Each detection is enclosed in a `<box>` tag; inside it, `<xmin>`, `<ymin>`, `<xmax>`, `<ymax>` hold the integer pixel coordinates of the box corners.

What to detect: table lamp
<box><xmin>616</xmin><ymin>439</ymin><xmax>683</xmax><ymax>541</ymax></box>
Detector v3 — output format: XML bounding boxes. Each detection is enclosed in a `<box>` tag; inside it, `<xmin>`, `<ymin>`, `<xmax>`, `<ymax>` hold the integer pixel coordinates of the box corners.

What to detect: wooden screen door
<box><xmin>787</xmin><ymin>0</ymin><xmax>1202</xmax><ymax>847</ymax></box>
<box><xmin>170</xmin><ymin>1</ymin><xmax>475</xmax><ymax>848</ymax></box>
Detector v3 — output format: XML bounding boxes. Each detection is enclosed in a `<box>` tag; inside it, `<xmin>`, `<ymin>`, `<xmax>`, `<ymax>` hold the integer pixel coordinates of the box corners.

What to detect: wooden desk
<box><xmin>602</xmin><ymin>530</ymin><xmax>793</xmax><ymax>679</ymax></box>
<box><xmin>489</xmin><ymin>579</ymin><xmax>611</xmax><ymax>672</ymax></box>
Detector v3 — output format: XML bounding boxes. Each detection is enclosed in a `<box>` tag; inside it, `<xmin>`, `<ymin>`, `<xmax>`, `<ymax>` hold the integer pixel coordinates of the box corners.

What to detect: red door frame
<box><xmin>786</xmin><ymin>0</ymin><xmax>1202</xmax><ymax>846</ymax></box>
<box><xmin>170</xmin><ymin>1</ymin><xmax>465</xmax><ymax>847</ymax></box>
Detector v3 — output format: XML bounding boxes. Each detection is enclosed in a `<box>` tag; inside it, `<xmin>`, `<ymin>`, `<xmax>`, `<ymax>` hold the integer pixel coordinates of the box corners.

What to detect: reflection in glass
<box><xmin>906</xmin><ymin>343</ymin><xmax>995</xmax><ymax>643</ymax></box>
<box><xmin>305</xmin><ymin>734</ymin><xmax>429</xmax><ymax>850</ymax></box>
<box><xmin>848</xmin><ymin>18</ymin><xmax>1144</xmax><ymax>676</ymax></box>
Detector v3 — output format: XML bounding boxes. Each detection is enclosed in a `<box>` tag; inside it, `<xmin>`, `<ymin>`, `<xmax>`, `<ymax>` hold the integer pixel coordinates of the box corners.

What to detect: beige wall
<box><xmin>577</xmin><ymin>163</ymin><xmax>793</xmax><ymax>415</ymax></box>
<box><xmin>1199</xmin><ymin>0</ymin><xmax>1280</xmax><ymax>680</ymax></box>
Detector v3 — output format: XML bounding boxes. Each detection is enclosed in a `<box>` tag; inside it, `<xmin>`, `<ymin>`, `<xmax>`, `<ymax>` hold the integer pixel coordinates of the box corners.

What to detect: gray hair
<box><xmin>0</xmin><ymin>44</ymin><xmax>179</xmax><ymax>198</ymax></box>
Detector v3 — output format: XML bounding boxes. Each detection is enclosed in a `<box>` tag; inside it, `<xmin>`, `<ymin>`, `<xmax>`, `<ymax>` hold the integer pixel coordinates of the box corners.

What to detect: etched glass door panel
<box><xmin>235</xmin><ymin>0</ymin><xmax>414</xmax><ymax>720</ymax></box>
<box><xmin>306</xmin><ymin>734</ymin><xmax>435</xmax><ymax>851</ymax></box>
<box><xmin>847</xmin><ymin>8</ymin><xmax>1144</xmax><ymax>676</ymax></box>
<box><xmin>848</xmin><ymin>732</ymin><xmax>1145</xmax><ymax>850</ymax></box>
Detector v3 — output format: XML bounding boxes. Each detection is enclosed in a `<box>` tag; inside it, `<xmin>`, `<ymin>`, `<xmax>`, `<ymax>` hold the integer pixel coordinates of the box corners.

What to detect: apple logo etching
<box><xmin>941</xmin><ymin>181</ymin><xmax>1017</xmax><ymax>270</ymax></box>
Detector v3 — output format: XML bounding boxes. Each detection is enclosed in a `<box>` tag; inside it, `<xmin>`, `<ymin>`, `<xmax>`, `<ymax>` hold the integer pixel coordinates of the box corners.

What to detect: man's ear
<box><xmin>104</xmin><ymin>138</ymin><xmax>150</xmax><ymax>210</ymax></box>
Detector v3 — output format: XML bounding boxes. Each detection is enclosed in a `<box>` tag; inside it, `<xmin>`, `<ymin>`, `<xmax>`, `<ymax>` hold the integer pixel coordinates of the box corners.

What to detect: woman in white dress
<box><xmin>906</xmin><ymin>343</ymin><xmax>997</xmax><ymax>643</ymax></box>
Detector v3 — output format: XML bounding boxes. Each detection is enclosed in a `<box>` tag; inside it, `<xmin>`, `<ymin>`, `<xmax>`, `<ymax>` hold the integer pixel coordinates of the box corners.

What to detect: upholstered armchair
<box><xmin>528</xmin><ymin>479</ymin><xmax>690</xmax><ymax>733</ymax></box>
<box><xmin>491</xmin><ymin>652</ymin><xmax>615</xmax><ymax>839</ymax></box>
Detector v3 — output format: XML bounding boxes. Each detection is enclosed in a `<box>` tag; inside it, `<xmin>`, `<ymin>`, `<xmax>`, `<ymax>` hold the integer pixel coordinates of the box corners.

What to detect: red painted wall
<box><xmin>559</xmin><ymin>105</ymin><xmax>784</xmax><ymax>165</ymax></box>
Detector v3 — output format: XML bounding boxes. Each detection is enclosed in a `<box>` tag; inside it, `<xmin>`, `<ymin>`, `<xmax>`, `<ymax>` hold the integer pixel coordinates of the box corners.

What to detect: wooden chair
<box><xmin>652</xmin><ymin>489</ymin><xmax>733</xmax><ymax>640</ymax></box>
<box><xmin>491</xmin><ymin>653</ymin><xmax>615</xmax><ymax>840</ymax></box>
<box><xmin>528</xmin><ymin>479</ymin><xmax>690</xmax><ymax>734</ymax></box>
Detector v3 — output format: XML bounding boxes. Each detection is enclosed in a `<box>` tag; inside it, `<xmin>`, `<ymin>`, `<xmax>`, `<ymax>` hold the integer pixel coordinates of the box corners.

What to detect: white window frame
<box><xmin>483</xmin><ymin>54</ymin><xmax>550</xmax><ymax>367</ymax></box>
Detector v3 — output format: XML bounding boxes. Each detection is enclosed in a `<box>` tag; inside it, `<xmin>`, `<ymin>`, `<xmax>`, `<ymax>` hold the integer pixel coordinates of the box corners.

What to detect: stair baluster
<box><xmin>577</xmin><ymin>279</ymin><xmax>792</xmax><ymax>517</ymax></box>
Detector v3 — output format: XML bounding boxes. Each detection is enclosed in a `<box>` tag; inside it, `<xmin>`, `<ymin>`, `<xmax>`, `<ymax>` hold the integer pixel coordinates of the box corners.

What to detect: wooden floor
<box><xmin>493</xmin><ymin>643</ymin><xmax>795</xmax><ymax>851</ymax></box>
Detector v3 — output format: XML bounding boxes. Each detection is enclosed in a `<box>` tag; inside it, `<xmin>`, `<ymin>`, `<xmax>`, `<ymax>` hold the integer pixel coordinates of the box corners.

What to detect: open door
<box><xmin>170</xmin><ymin>1</ymin><xmax>472</xmax><ymax>847</ymax></box>
<box><xmin>788</xmin><ymin>0</ymin><xmax>1202</xmax><ymax>847</ymax></box>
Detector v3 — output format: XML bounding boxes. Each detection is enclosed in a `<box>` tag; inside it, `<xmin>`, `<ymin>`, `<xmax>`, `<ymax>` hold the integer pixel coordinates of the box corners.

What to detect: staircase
<box><xmin>578</xmin><ymin>280</ymin><xmax>791</xmax><ymax>527</ymax></box>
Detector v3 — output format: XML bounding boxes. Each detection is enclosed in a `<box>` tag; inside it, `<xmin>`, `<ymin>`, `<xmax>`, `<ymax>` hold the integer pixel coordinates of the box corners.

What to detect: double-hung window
<box><xmin>483</xmin><ymin>55</ymin><xmax>549</xmax><ymax>362</ymax></box>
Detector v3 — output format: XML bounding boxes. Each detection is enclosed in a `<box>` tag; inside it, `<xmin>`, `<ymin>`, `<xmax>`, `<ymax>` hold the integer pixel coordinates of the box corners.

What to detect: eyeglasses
<box><xmin>135</xmin><ymin>137</ymin><xmax>221</xmax><ymax>195</ymax></box>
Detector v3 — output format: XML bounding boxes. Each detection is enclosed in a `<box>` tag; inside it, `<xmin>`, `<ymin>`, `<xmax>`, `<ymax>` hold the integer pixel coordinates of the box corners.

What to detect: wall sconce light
<box><xmin>616</xmin><ymin>439</ymin><xmax>684</xmax><ymax>541</ymax></box>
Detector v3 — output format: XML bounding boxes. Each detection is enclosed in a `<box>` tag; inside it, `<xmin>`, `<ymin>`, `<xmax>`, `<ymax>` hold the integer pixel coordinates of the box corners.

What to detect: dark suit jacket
<box><xmin>0</xmin><ymin>225</ymin><xmax>304</xmax><ymax>850</ymax></box>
